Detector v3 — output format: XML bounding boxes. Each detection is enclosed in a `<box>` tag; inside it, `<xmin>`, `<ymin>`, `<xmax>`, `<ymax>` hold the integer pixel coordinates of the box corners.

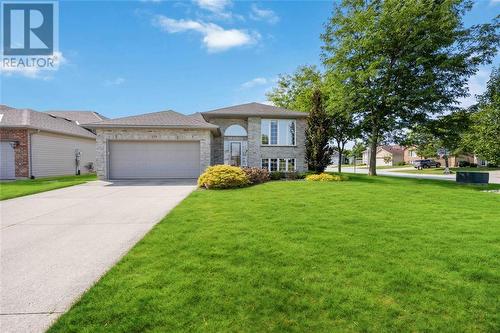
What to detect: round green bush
<box><xmin>198</xmin><ymin>165</ymin><xmax>250</xmax><ymax>189</ymax></box>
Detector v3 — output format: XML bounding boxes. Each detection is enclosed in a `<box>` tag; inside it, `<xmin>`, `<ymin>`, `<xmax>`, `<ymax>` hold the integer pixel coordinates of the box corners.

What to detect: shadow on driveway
<box><xmin>88</xmin><ymin>179</ymin><xmax>198</xmax><ymax>187</ymax></box>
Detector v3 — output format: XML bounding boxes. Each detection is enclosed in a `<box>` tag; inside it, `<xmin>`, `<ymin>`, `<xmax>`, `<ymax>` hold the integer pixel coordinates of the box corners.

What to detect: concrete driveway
<box><xmin>0</xmin><ymin>180</ymin><xmax>196</xmax><ymax>333</ymax></box>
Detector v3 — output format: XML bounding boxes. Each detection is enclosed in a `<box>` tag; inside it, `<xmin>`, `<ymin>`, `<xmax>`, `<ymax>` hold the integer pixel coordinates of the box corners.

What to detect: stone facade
<box><xmin>211</xmin><ymin>116</ymin><xmax>307</xmax><ymax>172</ymax></box>
<box><xmin>207</xmin><ymin>118</ymin><xmax>248</xmax><ymax>165</ymax></box>
<box><xmin>93</xmin><ymin>116</ymin><xmax>307</xmax><ymax>179</ymax></box>
<box><xmin>95</xmin><ymin>128</ymin><xmax>212</xmax><ymax>179</ymax></box>
<box><xmin>0</xmin><ymin>128</ymin><xmax>29</xmax><ymax>177</ymax></box>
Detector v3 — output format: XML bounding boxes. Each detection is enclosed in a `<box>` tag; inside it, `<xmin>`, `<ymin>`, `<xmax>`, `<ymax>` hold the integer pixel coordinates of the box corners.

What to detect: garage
<box><xmin>0</xmin><ymin>141</ymin><xmax>16</xmax><ymax>180</ymax></box>
<box><xmin>31</xmin><ymin>132</ymin><xmax>96</xmax><ymax>177</ymax></box>
<box><xmin>109</xmin><ymin>141</ymin><xmax>201</xmax><ymax>179</ymax></box>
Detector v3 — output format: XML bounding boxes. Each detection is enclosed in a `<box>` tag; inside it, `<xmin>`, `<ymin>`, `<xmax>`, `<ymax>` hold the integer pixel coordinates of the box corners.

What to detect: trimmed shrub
<box><xmin>242</xmin><ymin>167</ymin><xmax>270</xmax><ymax>185</ymax></box>
<box><xmin>198</xmin><ymin>165</ymin><xmax>249</xmax><ymax>189</ymax></box>
<box><xmin>270</xmin><ymin>171</ymin><xmax>284</xmax><ymax>180</ymax></box>
<box><xmin>470</xmin><ymin>163</ymin><xmax>478</xmax><ymax>168</ymax></box>
<box><xmin>306</xmin><ymin>173</ymin><xmax>349</xmax><ymax>182</ymax></box>
<box><xmin>459</xmin><ymin>160</ymin><xmax>470</xmax><ymax>167</ymax></box>
<box><xmin>396</xmin><ymin>161</ymin><xmax>406</xmax><ymax>166</ymax></box>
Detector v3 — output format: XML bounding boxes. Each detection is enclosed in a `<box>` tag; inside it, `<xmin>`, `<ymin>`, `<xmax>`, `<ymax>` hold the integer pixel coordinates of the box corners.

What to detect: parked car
<box><xmin>413</xmin><ymin>159</ymin><xmax>441</xmax><ymax>169</ymax></box>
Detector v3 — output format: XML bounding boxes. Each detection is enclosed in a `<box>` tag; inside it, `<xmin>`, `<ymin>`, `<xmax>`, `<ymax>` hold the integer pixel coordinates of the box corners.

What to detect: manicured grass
<box><xmin>0</xmin><ymin>174</ymin><xmax>97</xmax><ymax>200</ymax></box>
<box><xmin>49</xmin><ymin>176</ymin><xmax>500</xmax><ymax>332</ymax></box>
<box><xmin>394</xmin><ymin>167</ymin><xmax>500</xmax><ymax>174</ymax></box>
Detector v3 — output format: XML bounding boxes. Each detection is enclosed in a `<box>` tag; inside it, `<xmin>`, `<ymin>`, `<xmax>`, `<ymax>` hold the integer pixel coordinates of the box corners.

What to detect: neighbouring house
<box><xmin>402</xmin><ymin>146</ymin><xmax>476</xmax><ymax>167</ymax></box>
<box><xmin>362</xmin><ymin>145</ymin><xmax>404</xmax><ymax>166</ymax></box>
<box><xmin>45</xmin><ymin>110</ymin><xmax>108</xmax><ymax>126</ymax></box>
<box><xmin>0</xmin><ymin>105</ymin><xmax>98</xmax><ymax>180</ymax></box>
<box><xmin>330</xmin><ymin>151</ymin><xmax>352</xmax><ymax>165</ymax></box>
<box><xmin>85</xmin><ymin>103</ymin><xmax>307</xmax><ymax>180</ymax></box>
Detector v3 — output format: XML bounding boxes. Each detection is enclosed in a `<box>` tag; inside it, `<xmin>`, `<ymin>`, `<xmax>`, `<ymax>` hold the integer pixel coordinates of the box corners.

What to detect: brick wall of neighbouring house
<box><xmin>0</xmin><ymin>128</ymin><xmax>30</xmax><ymax>177</ymax></box>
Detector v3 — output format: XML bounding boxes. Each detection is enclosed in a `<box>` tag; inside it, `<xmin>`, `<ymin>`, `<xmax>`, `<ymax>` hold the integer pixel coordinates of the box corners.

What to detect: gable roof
<box><xmin>201</xmin><ymin>102</ymin><xmax>307</xmax><ymax>119</ymax></box>
<box><xmin>0</xmin><ymin>105</ymin><xmax>96</xmax><ymax>139</ymax></box>
<box><xmin>84</xmin><ymin>110</ymin><xmax>219</xmax><ymax>130</ymax></box>
<box><xmin>45</xmin><ymin>110</ymin><xmax>108</xmax><ymax>124</ymax></box>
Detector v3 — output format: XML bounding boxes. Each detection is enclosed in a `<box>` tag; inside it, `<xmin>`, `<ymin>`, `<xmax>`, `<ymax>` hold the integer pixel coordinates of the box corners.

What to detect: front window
<box><xmin>270</xmin><ymin>121</ymin><xmax>278</xmax><ymax>145</ymax></box>
<box><xmin>261</xmin><ymin>119</ymin><xmax>296</xmax><ymax>146</ymax></box>
<box><xmin>261</xmin><ymin>121</ymin><xmax>269</xmax><ymax>144</ymax></box>
<box><xmin>261</xmin><ymin>158</ymin><xmax>296</xmax><ymax>172</ymax></box>
<box><xmin>261</xmin><ymin>159</ymin><xmax>269</xmax><ymax>170</ymax></box>
<box><xmin>270</xmin><ymin>158</ymin><xmax>278</xmax><ymax>171</ymax></box>
<box><xmin>279</xmin><ymin>159</ymin><xmax>287</xmax><ymax>171</ymax></box>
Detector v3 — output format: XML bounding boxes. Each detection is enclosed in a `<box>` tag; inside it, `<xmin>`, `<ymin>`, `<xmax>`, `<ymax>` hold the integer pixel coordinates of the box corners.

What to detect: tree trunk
<box><xmin>368</xmin><ymin>127</ymin><xmax>378</xmax><ymax>176</ymax></box>
<box><xmin>444</xmin><ymin>155</ymin><xmax>450</xmax><ymax>174</ymax></box>
<box><xmin>338</xmin><ymin>151</ymin><xmax>342</xmax><ymax>173</ymax></box>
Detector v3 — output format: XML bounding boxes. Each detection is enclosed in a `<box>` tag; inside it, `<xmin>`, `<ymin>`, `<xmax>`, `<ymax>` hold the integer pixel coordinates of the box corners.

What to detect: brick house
<box><xmin>0</xmin><ymin>105</ymin><xmax>101</xmax><ymax>179</ymax></box>
<box><xmin>85</xmin><ymin>103</ymin><xmax>307</xmax><ymax>180</ymax></box>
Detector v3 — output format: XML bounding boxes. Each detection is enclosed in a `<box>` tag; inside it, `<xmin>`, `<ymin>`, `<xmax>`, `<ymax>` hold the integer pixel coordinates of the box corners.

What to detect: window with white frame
<box><xmin>261</xmin><ymin>119</ymin><xmax>296</xmax><ymax>146</ymax></box>
<box><xmin>261</xmin><ymin>158</ymin><xmax>297</xmax><ymax>172</ymax></box>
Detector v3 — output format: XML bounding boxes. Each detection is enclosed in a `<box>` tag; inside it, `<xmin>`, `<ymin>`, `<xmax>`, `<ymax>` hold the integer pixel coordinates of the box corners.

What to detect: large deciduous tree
<box><xmin>463</xmin><ymin>67</ymin><xmax>500</xmax><ymax>165</ymax></box>
<box><xmin>325</xmin><ymin>73</ymin><xmax>359</xmax><ymax>173</ymax></box>
<box><xmin>321</xmin><ymin>0</ymin><xmax>499</xmax><ymax>176</ymax></box>
<box><xmin>266</xmin><ymin>65</ymin><xmax>322</xmax><ymax>112</ymax></box>
<box><xmin>306</xmin><ymin>90</ymin><xmax>333</xmax><ymax>172</ymax></box>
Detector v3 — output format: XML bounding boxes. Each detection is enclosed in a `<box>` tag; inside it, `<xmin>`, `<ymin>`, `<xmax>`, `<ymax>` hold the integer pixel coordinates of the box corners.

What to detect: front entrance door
<box><xmin>229</xmin><ymin>142</ymin><xmax>242</xmax><ymax>166</ymax></box>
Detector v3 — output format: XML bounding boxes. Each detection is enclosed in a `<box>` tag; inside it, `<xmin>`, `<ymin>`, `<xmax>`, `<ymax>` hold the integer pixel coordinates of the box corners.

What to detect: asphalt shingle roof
<box><xmin>45</xmin><ymin>110</ymin><xmax>108</xmax><ymax>124</ymax></box>
<box><xmin>0</xmin><ymin>105</ymin><xmax>96</xmax><ymax>139</ymax></box>
<box><xmin>84</xmin><ymin>110</ymin><xmax>219</xmax><ymax>129</ymax></box>
<box><xmin>201</xmin><ymin>102</ymin><xmax>307</xmax><ymax>118</ymax></box>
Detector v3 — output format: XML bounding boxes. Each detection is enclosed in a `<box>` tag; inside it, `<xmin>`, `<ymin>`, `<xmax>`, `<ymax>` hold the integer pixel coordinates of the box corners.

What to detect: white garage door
<box><xmin>108</xmin><ymin>141</ymin><xmax>200</xmax><ymax>179</ymax></box>
<box><xmin>31</xmin><ymin>132</ymin><xmax>96</xmax><ymax>177</ymax></box>
<box><xmin>0</xmin><ymin>142</ymin><xmax>16</xmax><ymax>180</ymax></box>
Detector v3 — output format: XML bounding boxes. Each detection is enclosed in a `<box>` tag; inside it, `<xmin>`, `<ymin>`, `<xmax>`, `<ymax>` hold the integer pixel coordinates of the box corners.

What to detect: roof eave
<box><xmin>0</xmin><ymin>124</ymin><xmax>96</xmax><ymax>139</ymax></box>
<box><xmin>200</xmin><ymin>112</ymin><xmax>307</xmax><ymax>119</ymax></box>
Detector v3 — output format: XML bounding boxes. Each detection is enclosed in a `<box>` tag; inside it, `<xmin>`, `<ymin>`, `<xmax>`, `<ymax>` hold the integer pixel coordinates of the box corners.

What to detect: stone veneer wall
<box><xmin>0</xmin><ymin>128</ymin><xmax>30</xmax><ymax>177</ymax></box>
<box><xmin>206</xmin><ymin>118</ymin><xmax>248</xmax><ymax>165</ymax></box>
<box><xmin>95</xmin><ymin>128</ymin><xmax>212</xmax><ymax>179</ymax></box>
<box><xmin>247</xmin><ymin>117</ymin><xmax>307</xmax><ymax>172</ymax></box>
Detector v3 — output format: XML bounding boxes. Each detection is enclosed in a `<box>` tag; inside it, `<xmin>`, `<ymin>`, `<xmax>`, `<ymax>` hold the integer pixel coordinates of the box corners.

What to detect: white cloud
<box><xmin>153</xmin><ymin>15</ymin><xmax>259</xmax><ymax>52</ymax></box>
<box><xmin>0</xmin><ymin>51</ymin><xmax>66</xmax><ymax>80</ymax></box>
<box><xmin>104</xmin><ymin>77</ymin><xmax>125</xmax><ymax>86</ymax></box>
<box><xmin>241</xmin><ymin>77</ymin><xmax>268</xmax><ymax>88</ymax></box>
<box><xmin>249</xmin><ymin>4</ymin><xmax>279</xmax><ymax>24</ymax></box>
<box><xmin>195</xmin><ymin>0</ymin><xmax>231</xmax><ymax>13</ymax></box>
<box><xmin>458</xmin><ymin>68</ymin><xmax>490</xmax><ymax>107</ymax></box>
<box><xmin>490</xmin><ymin>0</ymin><xmax>500</xmax><ymax>4</ymax></box>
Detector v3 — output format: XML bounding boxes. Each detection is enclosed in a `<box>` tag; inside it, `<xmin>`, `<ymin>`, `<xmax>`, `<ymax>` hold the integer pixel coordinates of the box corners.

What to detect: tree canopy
<box><xmin>321</xmin><ymin>0</ymin><xmax>499</xmax><ymax>175</ymax></box>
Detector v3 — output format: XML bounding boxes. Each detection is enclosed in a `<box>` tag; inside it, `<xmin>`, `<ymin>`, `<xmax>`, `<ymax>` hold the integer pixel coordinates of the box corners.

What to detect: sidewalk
<box><xmin>329</xmin><ymin>166</ymin><xmax>500</xmax><ymax>184</ymax></box>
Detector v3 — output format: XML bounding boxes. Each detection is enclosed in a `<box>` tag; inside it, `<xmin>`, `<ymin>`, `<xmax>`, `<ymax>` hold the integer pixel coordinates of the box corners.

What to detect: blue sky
<box><xmin>1</xmin><ymin>0</ymin><xmax>499</xmax><ymax>118</ymax></box>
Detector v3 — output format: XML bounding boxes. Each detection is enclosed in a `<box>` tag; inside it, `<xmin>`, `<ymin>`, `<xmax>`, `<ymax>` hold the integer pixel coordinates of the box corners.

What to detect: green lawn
<box><xmin>0</xmin><ymin>174</ymin><xmax>97</xmax><ymax>200</ymax></box>
<box><xmin>49</xmin><ymin>176</ymin><xmax>500</xmax><ymax>332</ymax></box>
<box><xmin>394</xmin><ymin>167</ymin><xmax>500</xmax><ymax>175</ymax></box>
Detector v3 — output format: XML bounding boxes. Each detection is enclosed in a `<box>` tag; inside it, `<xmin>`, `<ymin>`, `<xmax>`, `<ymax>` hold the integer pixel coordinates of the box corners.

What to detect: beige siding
<box><xmin>31</xmin><ymin>132</ymin><xmax>96</xmax><ymax>177</ymax></box>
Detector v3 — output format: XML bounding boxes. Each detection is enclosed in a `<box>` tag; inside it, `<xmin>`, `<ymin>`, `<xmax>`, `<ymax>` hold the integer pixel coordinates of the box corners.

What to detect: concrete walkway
<box><xmin>0</xmin><ymin>180</ymin><xmax>196</xmax><ymax>333</ymax></box>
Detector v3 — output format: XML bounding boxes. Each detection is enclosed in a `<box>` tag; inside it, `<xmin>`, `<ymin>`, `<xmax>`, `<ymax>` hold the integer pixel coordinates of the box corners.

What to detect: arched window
<box><xmin>224</xmin><ymin>124</ymin><xmax>247</xmax><ymax>136</ymax></box>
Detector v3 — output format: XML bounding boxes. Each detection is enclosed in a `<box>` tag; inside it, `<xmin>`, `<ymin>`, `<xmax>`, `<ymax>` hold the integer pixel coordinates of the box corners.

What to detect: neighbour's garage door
<box><xmin>0</xmin><ymin>141</ymin><xmax>15</xmax><ymax>180</ymax></box>
<box><xmin>31</xmin><ymin>132</ymin><xmax>96</xmax><ymax>178</ymax></box>
<box><xmin>108</xmin><ymin>141</ymin><xmax>200</xmax><ymax>179</ymax></box>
